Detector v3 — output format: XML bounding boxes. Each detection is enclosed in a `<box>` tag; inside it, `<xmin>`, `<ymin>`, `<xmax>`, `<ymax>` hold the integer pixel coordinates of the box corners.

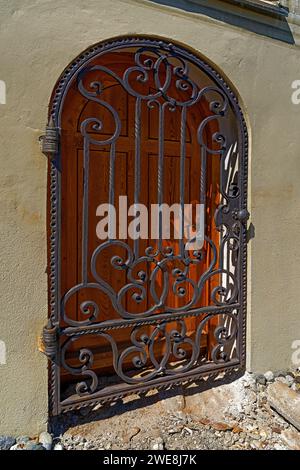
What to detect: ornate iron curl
<box><xmin>45</xmin><ymin>37</ymin><xmax>249</xmax><ymax>415</ymax></box>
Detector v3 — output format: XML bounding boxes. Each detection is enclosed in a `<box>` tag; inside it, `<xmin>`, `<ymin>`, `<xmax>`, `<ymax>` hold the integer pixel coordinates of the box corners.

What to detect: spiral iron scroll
<box><xmin>61</xmin><ymin>311</ymin><xmax>238</xmax><ymax>395</ymax></box>
<box><xmin>49</xmin><ymin>39</ymin><xmax>248</xmax><ymax>412</ymax></box>
<box><xmin>61</xmin><ymin>46</ymin><xmax>241</xmax><ymax>326</ymax></box>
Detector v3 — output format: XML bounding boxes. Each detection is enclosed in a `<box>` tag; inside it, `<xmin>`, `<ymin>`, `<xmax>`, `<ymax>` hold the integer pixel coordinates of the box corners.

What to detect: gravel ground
<box><xmin>1</xmin><ymin>370</ymin><xmax>300</xmax><ymax>450</ymax></box>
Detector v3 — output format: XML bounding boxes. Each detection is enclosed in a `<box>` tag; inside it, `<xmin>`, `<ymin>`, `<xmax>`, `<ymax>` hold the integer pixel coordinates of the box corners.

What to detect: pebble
<box><xmin>259</xmin><ymin>429</ymin><xmax>268</xmax><ymax>441</ymax></box>
<box><xmin>54</xmin><ymin>443</ymin><xmax>64</xmax><ymax>450</ymax></box>
<box><xmin>0</xmin><ymin>436</ymin><xmax>16</xmax><ymax>450</ymax></box>
<box><xmin>223</xmin><ymin>434</ymin><xmax>232</xmax><ymax>445</ymax></box>
<box><xmin>271</xmin><ymin>426</ymin><xmax>282</xmax><ymax>434</ymax></box>
<box><xmin>255</xmin><ymin>374</ymin><xmax>267</xmax><ymax>386</ymax></box>
<box><xmin>232</xmin><ymin>426</ymin><xmax>243</xmax><ymax>433</ymax></box>
<box><xmin>275</xmin><ymin>376</ymin><xmax>288</xmax><ymax>385</ymax></box>
<box><xmin>285</xmin><ymin>375</ymin><xmax>294</xmax><ymax>387</ymax></box>
<box><xmin>167</xmin><ymin>427</ymin><xmax>182</xmax><ymax>434</ymax></box>
<box><xmin>25</xmin><ymin>442</ymin><xmax>45</xmax><ymax>450</ymax></box>
<box><xmin>38</xmin><ymin>431</ymin><xmax>53</xmax><ymax>450</ymax></box>
<box><xmin>264</xmin><ymin>371</ymin><xmax>274</xmax><ymax>382</ymax></box>
<box><xmin>244</xmin><ymin>405</ymin><xmax>252</xmax><ymax>415</ymax></box>
<box><xmin>274</xmin><ymin>443</ymin><xmax>285</xmax><ymax>450</ymax></box>
<box><xmin>16</xmin><ymin>436</ymin><xmax>30</xmax><ymax>444</ymax></box>
<box><xmin>10</xmin><ymin>441</ymin><xmax>45</xmax><ymax>451</ymax></box>
<box><xmin>174</xmin><ymin>411</ymin><xmax>187</xmax><ymax>422</ymax></box>
<box><xmin>84</xmin><ymin>442</ymin><xmax>94</xmax><ymax>450</ymax></box>
<box><xmin>151</xmin><ymin>437</ymin><xmax>164</xmax><ymax>450</ymax></box>
<box><xmin>10</xmin><ymin>444</ymin><xmax>23</xmax><ymax>451</ymax></box>
<box><xmin>250</xmin><ymin>440</ymin><xmax>263</xmax><ymax>450</ymax></box>
<box><xmin>274</xmin><ymin>370</ymin><xmax>288</xmax><ymax>379</ymax></box>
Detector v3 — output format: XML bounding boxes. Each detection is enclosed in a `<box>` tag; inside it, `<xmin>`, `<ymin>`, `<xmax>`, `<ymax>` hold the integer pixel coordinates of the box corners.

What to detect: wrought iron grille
<box><xmin>42</xmin><ymin>37</ymin><xmax>249</xmax><ymax>415</ymax></box>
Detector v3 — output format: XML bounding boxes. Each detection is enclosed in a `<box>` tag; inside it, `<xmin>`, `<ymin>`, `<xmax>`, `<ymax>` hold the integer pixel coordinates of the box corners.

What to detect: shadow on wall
<box><xmin>148</xmin><ymin>0</ymin><xmax>294</xmax><ymax>44</ymax></box>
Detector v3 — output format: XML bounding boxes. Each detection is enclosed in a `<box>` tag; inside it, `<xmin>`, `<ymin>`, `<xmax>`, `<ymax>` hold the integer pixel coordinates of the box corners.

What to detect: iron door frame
<box><xmin>41</xmin><ymin>36</ymin><xmax>249</xmax><ymax>416</ymax></box>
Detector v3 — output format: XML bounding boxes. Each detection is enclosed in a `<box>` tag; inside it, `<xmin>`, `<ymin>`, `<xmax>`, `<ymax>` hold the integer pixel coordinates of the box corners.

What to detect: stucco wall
<box><xmin>0</xmin><ymin>0</ymin><xmax>300</xmax><ymax>434</ymax></box>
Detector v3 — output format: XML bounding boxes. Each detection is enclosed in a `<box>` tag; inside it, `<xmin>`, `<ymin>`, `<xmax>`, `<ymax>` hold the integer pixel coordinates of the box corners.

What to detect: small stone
<box><xmin>250</xmin><ymin>432</ymin><xmax>260</xmax><ymax>441</ymax></box>
<box><xmin>38</xmin><ymin>431</ymin><xmax>53</xmax><ymax>450</ymax></box>
<box><xmin>247</xmin><ymin>391</ymin><xmax>257</xmax><ymax>404</ymax></box>
<box><xmin>276</xmin><ymin>376</ymin><xmax>288</xmax><ymax>385</ymax></box>
<box><xmin>264</xmin><ymin>371</ymin><xmax>274</xmax><ymax>382</ymax></box>
<box><xmin>250</xmin><ymin>441</ymin><xmax>264</xmax><ymax>450</ymax></box>
<box><xmin>0</xmin><ymin>436</ymin><xmax>16</xmax><ymax>450</ymax></box>
<box><xmin>245</xmin><ymin>423</ymin><xmax>258</xmax><ymax>432</ymax></box>
<box><xmin>84</xmin><ymin>442</ymin><xmax>93</xmax><ymax>450</ymax></box>
<box><xmin>184</xmin><ymin>426</ymin><xmax>194</xmax><ymax>435</ymax></box>
<box><xmin>173</xmin><ymin>411</ymin><xmax>187</xmax><ymax>421</ymax></box>
<box><xmin>286</xmin><ymin>375</ymin><xmax>294</xmax><ymax>387</ymax></box>
<box><xmin>10</xmin><ymin>444</ymin><xmax>24</xmax><ymax>451</ymax></box>
<box><xmin>167</xmin><ymin>426</ymin><xmax>183</xmax><ymax>434</ymax></box>
<box><xmin>223</xmin><ymin>433</ymin><xmax>232</xmax><ymax>442</ymax></box>
<box><xmin>232</xmin><ymin>426</ymin><xmax>243</xmax><ymax>434</ymax></box>
<box><xmin>267</xmin><ymin>382</ymin><xmax>300</xmax><ymax>431</ymax></box>
<box><xmin>274</xmin><ymin>443</ymin><xmax>286</xmax><ymax>450</ymax></box>
<box><xmin>24</xmin><ymin>441</ymin><xmax>45</xmax><ymax>450</ymax></box>
<box><xmin>151</xmin><ymin>437</ymin><xmax>164</xmax><ymax>450</ymax></box>
<box><xmin>255</xmin><ymin>374</ymin><xmax>267</xmax><ymax>386</ymax></box>
<box><xmin>259</xmin><ymin>429</ymin><xmax>268</xmax><ymax>441</ymax></box>
<box><xmin>271</xmin><ymin>426</ymin><xmax>283</xmax><ymax>434</ymax></box>
<box><xmin>211</xmin><ymin>422</ymin><xmax>233</xmax><ymax>431</ymax></box>
<box><xmin>54</xmin><ymin>443</ymin><xmax>64</xmax><ymax>450</ymax></box>
<box><xmin>274</xmin><ymin>370</ymin><xmax>288</xmax><ymax>378</ymax></box>
<box><xmin>196</xmin><ymin>418</ymin><xmax>211</xmax><ymax>426</ymax></box>
<box><xmin>280</xmin><ymin>429</ymin><xmax>300</xmax><ymax>450</ymax></box>
<box><xmin>16</xmin><ymin>436</ymin><xmax>30</xmax><ymax>444</ymax></box>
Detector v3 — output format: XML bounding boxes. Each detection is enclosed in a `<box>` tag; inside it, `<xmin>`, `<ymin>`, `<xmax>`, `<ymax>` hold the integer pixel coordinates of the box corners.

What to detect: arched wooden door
<box><xmin>43</xmin><ymin>37</ymin><xmax>249</xmax><ymax>415</ymax></box>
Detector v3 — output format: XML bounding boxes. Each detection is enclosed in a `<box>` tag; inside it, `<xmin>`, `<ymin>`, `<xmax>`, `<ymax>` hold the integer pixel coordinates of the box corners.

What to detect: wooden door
<box><xmin>58</xmin><ymin>51</ymin><xmax>220</xmax><ymax>383</ymax></box>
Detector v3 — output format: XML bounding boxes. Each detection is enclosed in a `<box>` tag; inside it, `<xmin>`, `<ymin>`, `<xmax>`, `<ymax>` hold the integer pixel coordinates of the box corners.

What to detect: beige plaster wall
<box><xmin>0</xmin><ymin>0</ymin><xmax>300</xmax><ymax>434</ymax></box>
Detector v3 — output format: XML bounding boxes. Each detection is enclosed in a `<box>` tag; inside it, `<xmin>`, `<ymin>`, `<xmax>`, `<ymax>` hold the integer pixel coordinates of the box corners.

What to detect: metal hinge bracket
<box><xmin>39</xmin><ymin>319</ymin><xmax>59</xmax><ymax>361</ymax></box>
<box><xmin>39</xmin><ymin>117</ymin><xmax>59</xmax><ymax>159</ymax></box>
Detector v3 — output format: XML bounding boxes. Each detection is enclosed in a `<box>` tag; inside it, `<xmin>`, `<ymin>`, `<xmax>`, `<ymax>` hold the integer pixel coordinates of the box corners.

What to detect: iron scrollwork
<box><xmin>46</xmin><ymin>37</ymin><xmax>249</xmax><ymax>415</ymax></box>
